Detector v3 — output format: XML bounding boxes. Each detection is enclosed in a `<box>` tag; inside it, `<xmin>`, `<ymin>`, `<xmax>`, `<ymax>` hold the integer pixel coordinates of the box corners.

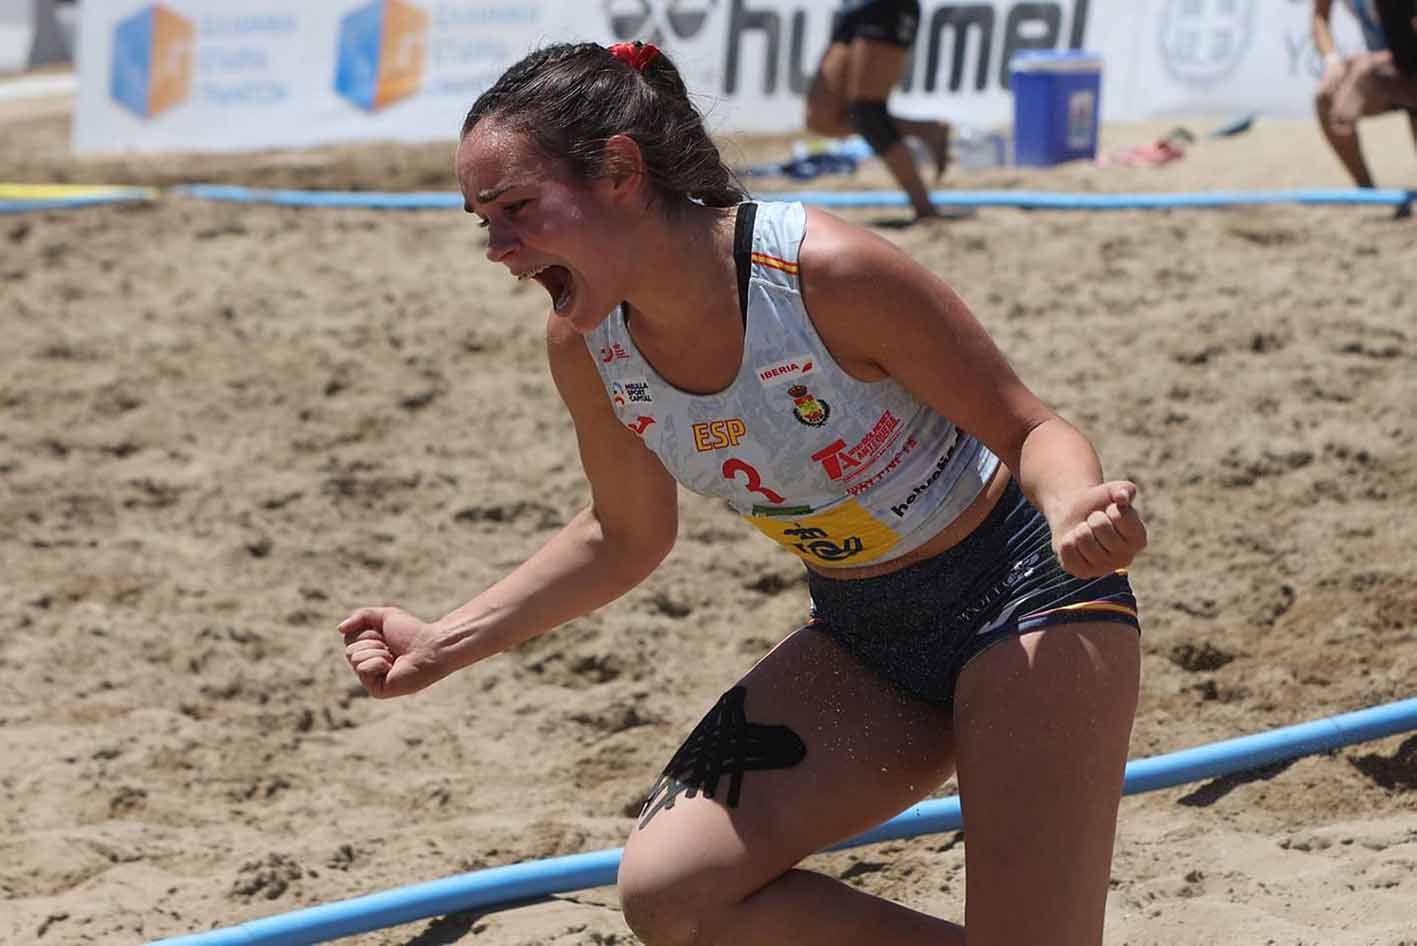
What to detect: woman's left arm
<box><xmin>798</xmin><ymin>209</ymin><xmax>1147</xmax><ymax>577</ymax></box>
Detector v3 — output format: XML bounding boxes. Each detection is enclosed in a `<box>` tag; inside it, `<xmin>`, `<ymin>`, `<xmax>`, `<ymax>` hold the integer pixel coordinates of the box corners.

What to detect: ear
<box><xmin>601</xmin><ymin>134</ymin><xmax>646</xmax><ymax>203</ymax></box>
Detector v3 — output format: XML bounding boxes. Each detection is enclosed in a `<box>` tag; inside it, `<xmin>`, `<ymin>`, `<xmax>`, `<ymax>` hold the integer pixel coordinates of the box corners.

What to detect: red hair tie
<box><xmin>608</xmin><ymin>41</ymin><xmax>660</xmax><ymax>73</ymax></box>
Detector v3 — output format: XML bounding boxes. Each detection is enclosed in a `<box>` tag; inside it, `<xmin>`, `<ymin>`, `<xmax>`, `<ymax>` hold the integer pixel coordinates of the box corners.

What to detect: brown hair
<box><xmin>461</xmin><ymin>42</ymin><xmax>746</xmax><ymax>212</ymax></box>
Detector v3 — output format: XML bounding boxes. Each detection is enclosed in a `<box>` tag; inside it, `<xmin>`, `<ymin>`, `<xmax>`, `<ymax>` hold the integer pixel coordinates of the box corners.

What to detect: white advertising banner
<box><xmin>1097</xmin><ymin>0</ymin><xmax>1370</xmax><ymax>122</ymax></box>
<box><xmin>72</xmin><ymin>0</ymin><xmax>583</xmax><ymax>152</ymax></box>
<box><xmin>72</xmin><ymin>0</ymin><xmax>1373</xmax><ymax>154</ymax></box>
<box><xmin>563</xmin><ymin>0</ymin><xmax>1099</xmax><ymax>134</ymax></box>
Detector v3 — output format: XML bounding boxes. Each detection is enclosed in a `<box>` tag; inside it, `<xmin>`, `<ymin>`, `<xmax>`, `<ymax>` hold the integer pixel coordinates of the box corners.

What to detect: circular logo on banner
<box><xmin>604</xmin><ymin>0</ymin><xmax>720</xmax><ymax>45</ymax></box>
<box><xmin>1157</xmin><ymin>0</ymin><xmax>1255</xmax><ymax>87</ymax></box>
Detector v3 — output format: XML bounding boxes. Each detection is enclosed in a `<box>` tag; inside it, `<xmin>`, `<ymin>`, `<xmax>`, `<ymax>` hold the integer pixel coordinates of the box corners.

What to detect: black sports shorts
<box><xmin>805</xmin><ymin>477</ymin><xmax>1140</xmax><ymax>710</ymax></box>
<box><xmin>829</xmin><ymin>0</ymin><xmax>922</xmax><ymax>49</ymax></box>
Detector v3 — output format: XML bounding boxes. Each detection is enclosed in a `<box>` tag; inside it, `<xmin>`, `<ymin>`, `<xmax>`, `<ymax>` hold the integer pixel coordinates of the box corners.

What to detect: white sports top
<box><xmin>586</xmin><ymin>201</ymin><xmax>999</xmax><ymax>570</ymax></box>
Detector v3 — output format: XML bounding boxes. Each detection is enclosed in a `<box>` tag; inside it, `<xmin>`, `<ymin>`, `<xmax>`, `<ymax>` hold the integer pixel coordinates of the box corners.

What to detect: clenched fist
<box><xmin>338</xmin><ymin>606</ymin><xmax>449</xmax><ymax>699</ymax></box>
<box><xmin>1050</xmin><ymin>481</ymin><xmax>1148</xmax><ymax>579</ymax></box>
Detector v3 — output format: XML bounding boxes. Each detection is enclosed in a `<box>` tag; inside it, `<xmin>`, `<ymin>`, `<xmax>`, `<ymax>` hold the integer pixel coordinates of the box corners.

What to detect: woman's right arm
<box><xmin>340</xmin><ymin>315</ymin><xmax>679</xmax><ymax>697</ymax></box>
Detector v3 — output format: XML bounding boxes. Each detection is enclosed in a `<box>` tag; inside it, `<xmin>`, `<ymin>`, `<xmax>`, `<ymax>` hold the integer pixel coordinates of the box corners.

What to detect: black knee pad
<box><xmin>848</xmin><ymin>99</ymin><xmax>902</xmax><ymax>155</ymax></box>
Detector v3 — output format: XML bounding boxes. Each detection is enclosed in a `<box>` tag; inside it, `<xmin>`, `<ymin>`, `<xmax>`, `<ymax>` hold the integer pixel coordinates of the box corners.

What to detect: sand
<box><xmin>3</xmin><ymin>87</ymin><xmax>1416</xmax><ymax>946</ymax></box>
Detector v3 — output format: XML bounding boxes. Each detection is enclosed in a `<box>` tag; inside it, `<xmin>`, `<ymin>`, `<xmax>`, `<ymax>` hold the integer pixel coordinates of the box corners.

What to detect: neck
<box><xmin>620</xmin><ymin>200</ymin><xmax>740</xmax><ymax>334</ymax></box>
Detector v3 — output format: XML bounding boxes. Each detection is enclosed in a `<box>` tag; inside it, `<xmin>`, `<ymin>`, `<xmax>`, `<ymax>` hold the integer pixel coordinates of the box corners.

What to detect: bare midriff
<box><xmin>805</xmin><ymin>462</ymin><xmax>1013</xmax><ymax>582</ymax></box>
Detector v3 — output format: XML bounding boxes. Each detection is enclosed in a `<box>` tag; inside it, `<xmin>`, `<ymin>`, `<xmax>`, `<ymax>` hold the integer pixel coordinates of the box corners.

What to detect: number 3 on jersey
<box><xmin>722</xmin><ymin>458</ymin><xmax>785</xmax><ymax>505</ymax></box>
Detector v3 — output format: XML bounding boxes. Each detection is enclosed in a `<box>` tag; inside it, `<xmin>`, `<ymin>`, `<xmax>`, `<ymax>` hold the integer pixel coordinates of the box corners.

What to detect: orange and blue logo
<box><xmin>335</xmin><ymin>0</ymin><xmax>428</xmax><ymax>112</ymax></box>
<box><xmin>110</xmin><ymin>4</ymin><xmax>194</xmax><ymax>119</ymax></box>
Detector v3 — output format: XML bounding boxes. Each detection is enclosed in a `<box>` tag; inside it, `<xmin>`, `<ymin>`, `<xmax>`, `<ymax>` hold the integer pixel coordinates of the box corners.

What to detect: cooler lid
<box><xmin>1009</xmin><ymin>50</ymin><xmax>1103</xmax><ymax>74</ymax></box>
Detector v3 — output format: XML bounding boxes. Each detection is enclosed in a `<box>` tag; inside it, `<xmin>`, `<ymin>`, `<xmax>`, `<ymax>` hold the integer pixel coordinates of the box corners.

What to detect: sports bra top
<box><xmin>585</xmin><ymin>200</ymin><xmax>999</xmax><ymax>570</ymax></box>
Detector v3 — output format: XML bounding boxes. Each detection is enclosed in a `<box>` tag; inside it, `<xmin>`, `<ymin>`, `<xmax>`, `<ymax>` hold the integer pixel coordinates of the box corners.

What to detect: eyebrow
<box><xmin>467</xmin><ymin>184</ymin><xmax>513</xmax><ymax>214</ymax></box>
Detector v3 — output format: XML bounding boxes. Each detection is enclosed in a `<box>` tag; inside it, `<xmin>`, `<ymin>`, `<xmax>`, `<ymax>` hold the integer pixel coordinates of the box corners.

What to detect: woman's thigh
<box><xmin>952</xmin><ymin>621</ymin><xmax>1141</xmax><ymax>946</ymax></box>
<box><xmin>806</xmin><ymin>43</ymin><xmax>852</xmax><ymax>124</ymax></box>
<box><xmin>620</xmin><ymin>624</ymin><xmax>956</xmax><ymax>911</ymax></box>
<box><xmin>810</xmin><ymin>42</ymin><xmax>851</xmax><ymax>101</ymax></box>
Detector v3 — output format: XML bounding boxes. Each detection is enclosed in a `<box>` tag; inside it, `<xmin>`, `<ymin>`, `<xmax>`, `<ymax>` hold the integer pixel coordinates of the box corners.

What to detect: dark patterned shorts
<box><xmin>806</xmin><ymin>477</ymin><xmax>1140</xmax><ymax>710</ymax></box>
<box><xmin>830</xmin><ymin>0</ymin><xmax>922</xmax><ymax>49</ymax></box>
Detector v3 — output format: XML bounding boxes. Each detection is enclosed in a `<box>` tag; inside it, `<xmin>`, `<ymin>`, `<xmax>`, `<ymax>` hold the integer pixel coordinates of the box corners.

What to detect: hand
<box><xmin>1328</xmin><ymin>50</ymin><xmax>1389</xmax><ymax>135</ymax></box>
<box><xmin>1318</xmin><ymin>55</ymin><xmax>1346</xmax><ymax>98</ymax></box>
<box><xmin>338</xmin><ymin>606</ymin><xmax>448</xmax><ymax>699</ymax></box>
<box><xmin>1050</xmin><ymin>481</ymin><xmax>1148</xmax><ymax>579</ymax></box>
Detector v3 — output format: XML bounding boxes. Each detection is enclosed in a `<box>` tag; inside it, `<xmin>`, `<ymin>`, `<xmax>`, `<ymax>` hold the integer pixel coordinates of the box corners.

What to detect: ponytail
<box><xmin>462</xmin><ymin>42</ymin><xmax>748</xmax><ymax>213</ymax></box>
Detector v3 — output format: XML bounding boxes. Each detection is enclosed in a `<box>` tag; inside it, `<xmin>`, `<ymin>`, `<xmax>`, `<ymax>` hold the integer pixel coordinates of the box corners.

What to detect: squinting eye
<box><xmin>505</xmin><ymin>199</ymin><xmax>530</xmax><ymax>216</ymax></box>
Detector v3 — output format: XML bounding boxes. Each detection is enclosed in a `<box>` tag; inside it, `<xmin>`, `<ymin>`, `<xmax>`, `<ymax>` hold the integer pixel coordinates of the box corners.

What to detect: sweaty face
<box><xmin>456</xmin><ymin>119</ymin><xmax>623</xmax><ymax>332</ymax></box>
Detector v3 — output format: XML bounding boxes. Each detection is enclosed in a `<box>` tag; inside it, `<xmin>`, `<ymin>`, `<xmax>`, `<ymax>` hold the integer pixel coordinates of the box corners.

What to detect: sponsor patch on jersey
<box><xmin>751</xmin><ymin>503</ymin><xmax>814</xmax><ymax>517</ymax></box>
<box><xmin>811</xmin><ymin>411</ymin><xmax>903</xmax><ymax>482</ymax></box>
<box><xmin>756</xmin><ymin>354</ymin><xmax>815</xmax><ymax>387</ymax></box>
<box><xmin>888</xmin><ymin>435</ymin><xmax>960</xmax><ymax>517</ymax></box>
<box><xmin>612</xmin><ymin>378</ymin><xmax>653</xmax><ymax>405</ymax></box>
<box><xmin>744</xmin><ymin>499</ymin><xmax>898</xmax><ymax>565</ymax></box>
<box><xmin>845</xmin><ymin>436</ymin><xmax>920</xmax><ymax>497</ymax></box>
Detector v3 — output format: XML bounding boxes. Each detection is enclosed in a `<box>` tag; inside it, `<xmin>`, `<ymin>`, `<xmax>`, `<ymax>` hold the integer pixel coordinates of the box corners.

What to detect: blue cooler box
<box><xmin>1010</xmin><ymin>51</ymin><xmax>1102</xmax><ymax>166</ymax></box>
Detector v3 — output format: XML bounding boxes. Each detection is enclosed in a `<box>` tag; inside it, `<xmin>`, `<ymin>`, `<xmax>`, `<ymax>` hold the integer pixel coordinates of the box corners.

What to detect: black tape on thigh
<box><xmin>849</xmin><ymin>99</ymin><xmax>902</xmax><ymax>155</ymax></box>
<box><xmin>636</xmin><ymin>686</ymin><xmax>807</xmax><ymax>829</ymax></box>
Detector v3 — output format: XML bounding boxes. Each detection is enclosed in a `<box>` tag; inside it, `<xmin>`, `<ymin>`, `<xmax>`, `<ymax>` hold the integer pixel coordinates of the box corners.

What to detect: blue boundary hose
<box><xmin>171</xmin><ymin>183</ymin><xmax>1415</xmax><ymax>213</ymax></box>
<box><xmin>758</xmin><ymin>188</ymin><xmax>1415</xmax><ymax>211</ymax></box>
<box><xmin>174</xmin><ymin>184</ymin><xmax>464</xmax><ymax>209</ymax></box>
<box><xmin>0</xmin><ymin>192</ymin><xmax>155</xmax><ymax>213</ymax></box>
<box><xmin>5</xmin><ymin>185</ymin><xmax>1411</xmax><ymax>214</ymax></box>
<box><xmin>149</xmin><ymin>697</ymin><xmax>1417</xmax><ymax>946</ymax></box>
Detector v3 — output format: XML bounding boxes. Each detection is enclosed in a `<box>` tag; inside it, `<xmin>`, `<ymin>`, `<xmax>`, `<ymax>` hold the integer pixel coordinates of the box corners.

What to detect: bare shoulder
<box><xmin>799</xmin><ymin>207</ymin><xmax>915</xmax><ymax>283</ymax></box>
<box><xmin>797</xmin><ymin>207</ymin><xmax>953</xmax><ymax>374</ymax></box>
<box><xmin>799</xmin><ymin>207</ymin><xmax>942</xmax><ymax>310</ymax></box>
<box><xmin>542</xmin><ymin>312</ymin><xmax>680</xmax><ymax>550</ymax></box>
<box><xmin>545</xmin><ymin>313</ymin><xmax>596</xmax><ymax>382</ymax></box>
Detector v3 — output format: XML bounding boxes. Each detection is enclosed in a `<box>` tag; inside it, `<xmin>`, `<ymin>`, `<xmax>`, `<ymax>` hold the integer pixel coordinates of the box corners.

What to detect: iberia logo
<box><xmin>335</xmin><ymin>0</ymin><xmax>429</xmax><ymax>112</ymax></box>
<box><xmin>787</xmin><ymin>384</ymin><xmax>829</xmax><ymax>427</ymax></box>
<box><xmin>110</xmin><ymin>4</ymin><xmax>195</xmax><ymax>119</ymax></box>
<box><xmin>757</xmin><ymin>354</ymin><xmax>814</xmax><ymax>386</ymax></box>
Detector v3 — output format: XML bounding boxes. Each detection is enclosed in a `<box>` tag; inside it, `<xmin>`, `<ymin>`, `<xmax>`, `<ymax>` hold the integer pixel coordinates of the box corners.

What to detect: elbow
<box><xmin>614</xmin><ymin>525</ymin><xmax>676</xmax><ymax>586</ymax></box>
<box><xmin>585</xmin><ymin>507</ymin><xmax>676</xmax><ymax>590</ymax></box>
<box><xmin>1004</xmin><ymin>412</ymin><xmax>1061</xmax><ymax>471</ymax></box>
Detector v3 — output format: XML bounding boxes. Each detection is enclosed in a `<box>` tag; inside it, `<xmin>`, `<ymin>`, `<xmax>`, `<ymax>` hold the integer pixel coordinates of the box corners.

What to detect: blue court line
<box><xmin>174</xmin><ymin>184</ymin><xmax>463</xmax><ymax>209</ymax></box>
<box><xmin>4</xmin><ymin>185</ymin><xmax>1411</xmax><ymax>214</ymax></box>
<box><xmin>148</xmin><ymin>696</ymin><xmax>1417</xmax><ymax>946</ymax></box>
<box><xmin>0</xmin><ymin>191</ymin><xmax>156</xmax><ymax>214</ymax></box>
<box><xmin>753</xmin><ymin>188</ymin><xmax>1416</xmax><ymax>211</ymax></box>
<box><xmin>173</xmin><ymin>184</ymin><xmax>1415</xmax><ymax>212</ymax></box>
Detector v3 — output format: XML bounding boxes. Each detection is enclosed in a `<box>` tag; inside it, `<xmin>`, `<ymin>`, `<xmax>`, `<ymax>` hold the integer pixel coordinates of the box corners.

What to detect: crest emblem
<box><xmin>787</xmin><ymin>383</ymin><xmax>830</xmax><ymax>427</ymax></box>
<box><xmin>1157</xmin><ymin>0</ymin><xmax>1255</xmax><ymax>87</ymax></box>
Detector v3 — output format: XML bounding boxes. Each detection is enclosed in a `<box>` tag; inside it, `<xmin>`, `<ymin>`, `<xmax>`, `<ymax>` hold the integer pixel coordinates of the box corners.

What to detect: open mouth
<box><xmin>519</xmin><ymin>264</ymin><xmax>574</xmax><ymax>313</ymax></box>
